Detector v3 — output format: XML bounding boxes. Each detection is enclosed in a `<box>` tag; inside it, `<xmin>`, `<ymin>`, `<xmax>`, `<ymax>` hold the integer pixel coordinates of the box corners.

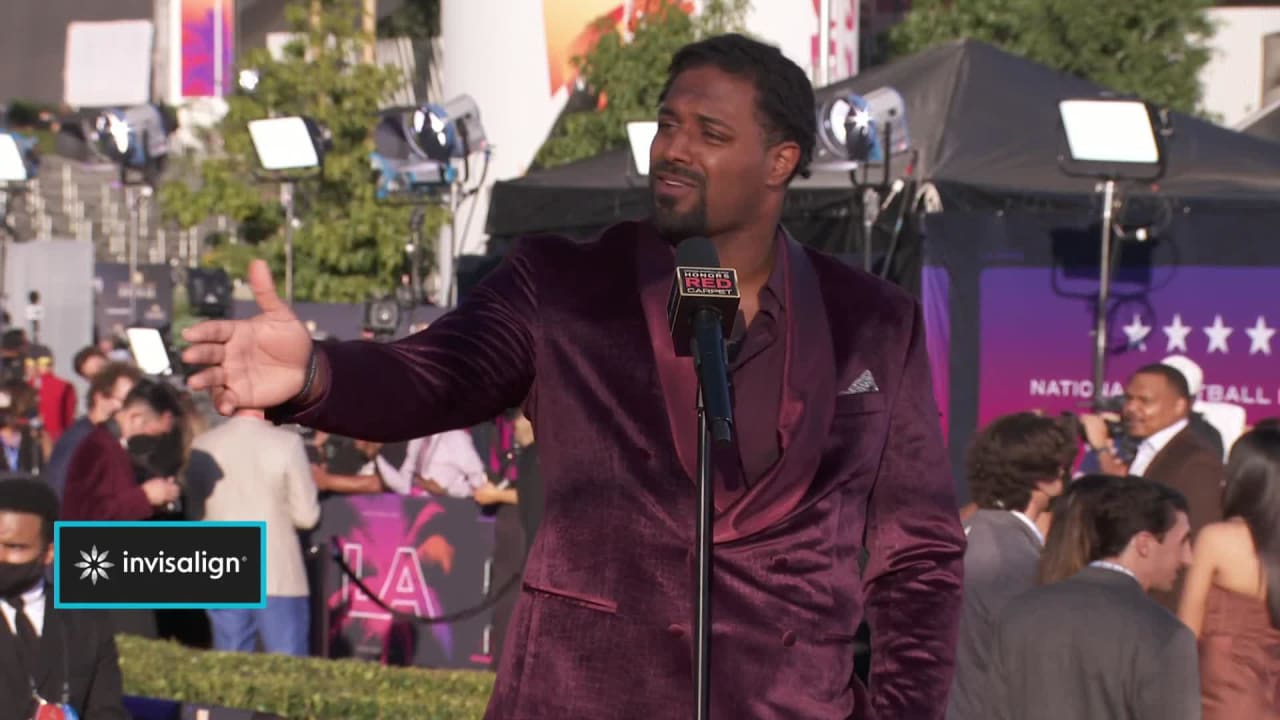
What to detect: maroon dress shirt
<box><xmin>715</xmin><ymin>238</ymin><xmax>786</xmax><ymax>506</ymax></box>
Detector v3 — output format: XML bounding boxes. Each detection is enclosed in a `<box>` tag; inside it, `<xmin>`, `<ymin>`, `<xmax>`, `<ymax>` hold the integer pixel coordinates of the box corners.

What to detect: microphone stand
<box><xmin>695</xmin><ymin>386</ymin><xmax>713</xmax><ymax>720</ymax></box>
<box><xmin>690</xmin><ymin>306</ymin><xmax>731</xmax><ymax>720</ymax></box>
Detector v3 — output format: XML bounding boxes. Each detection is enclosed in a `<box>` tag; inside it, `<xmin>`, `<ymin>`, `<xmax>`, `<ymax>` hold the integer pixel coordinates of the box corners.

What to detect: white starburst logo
<box><xmin>75</xmin><ymin>545</ymin><xmax>114</xmax><ymax>586</ymax></box>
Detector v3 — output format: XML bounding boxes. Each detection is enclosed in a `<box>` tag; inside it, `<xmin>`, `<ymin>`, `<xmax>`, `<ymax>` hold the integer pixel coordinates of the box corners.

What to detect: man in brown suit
<box><xmin>1097</xmin><ymin>362</ymin><xmax>1223</xmax><ymax>609</ymax></box>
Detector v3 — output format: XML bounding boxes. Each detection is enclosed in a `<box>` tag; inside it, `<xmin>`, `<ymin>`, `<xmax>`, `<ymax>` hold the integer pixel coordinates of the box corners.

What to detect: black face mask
<box><xmin>0</xmin><ymin>556</ymin><xmax>45</xmax><ymax>598</ymax></box>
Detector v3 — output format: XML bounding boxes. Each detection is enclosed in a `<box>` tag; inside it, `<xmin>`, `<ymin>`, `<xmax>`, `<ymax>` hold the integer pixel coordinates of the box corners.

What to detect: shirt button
<box><xmin>781</xmin><ymin>630</ymin><xmax>797</xmax><ymax>647</ymax></box>
<box><xmin>770</xmin><ymin>556</ymin><xmax>788</xmax><ymax>571</ymax></box>
<box><xmin>668</xmin><ymin>624</ymin><xmax>686</xmax><ymax>638</ymax></box>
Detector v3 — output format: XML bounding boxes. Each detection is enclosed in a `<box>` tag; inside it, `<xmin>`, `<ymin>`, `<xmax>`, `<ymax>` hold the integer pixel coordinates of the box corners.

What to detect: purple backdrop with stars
<box><xmin>976</xmin><ymin>266</ymin><xmax>1278</xmax><ymax>428</ymax></box>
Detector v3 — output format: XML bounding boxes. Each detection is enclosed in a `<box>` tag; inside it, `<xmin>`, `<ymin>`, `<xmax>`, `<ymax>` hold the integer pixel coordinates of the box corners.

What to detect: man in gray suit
<box><xmin>990</xmin><ymin>477</ymin><xmax>1200</xmax><ymax>720</ymax></box>
<box><xmin>948</xmin><ymin>412</ymin><xmax>1072</xmax><ymax>720</ymax></box>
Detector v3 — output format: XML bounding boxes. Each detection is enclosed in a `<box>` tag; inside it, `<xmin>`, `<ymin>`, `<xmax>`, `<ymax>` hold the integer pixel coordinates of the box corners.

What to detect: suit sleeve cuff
<box><xmin>266</xmin><ymin>343</ymin><xmax>333</xmax><ymax>426</ymax></box>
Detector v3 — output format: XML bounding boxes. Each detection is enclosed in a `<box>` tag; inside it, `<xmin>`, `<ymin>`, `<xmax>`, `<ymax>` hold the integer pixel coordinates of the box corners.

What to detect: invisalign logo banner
<box><xmin>53</xmin><ymin>521</ymin><xmax>266</xmax><ymax>609</ymax></box>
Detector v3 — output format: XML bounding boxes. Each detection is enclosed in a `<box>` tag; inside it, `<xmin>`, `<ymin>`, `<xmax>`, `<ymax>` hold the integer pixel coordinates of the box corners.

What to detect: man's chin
<box><xmin>652</xmin><ymin>218</ymin><xmax>704</xmax><ymax>243</ymax></box>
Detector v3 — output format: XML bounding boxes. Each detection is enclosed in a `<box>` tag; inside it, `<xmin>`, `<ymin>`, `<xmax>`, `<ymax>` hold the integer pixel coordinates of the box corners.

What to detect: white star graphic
<box><xmin>1122</xmin><ymin>313</ymin><xmax>1152</xmax><ymax>350</ymax></box>
<box><xmin>1163</xmin><ymin>314</ymin><xmax>1192</xmax><ymax>353</ymax></box>
<box><xmin>850</xmin><ymin>107</ymin><xmax>872</xmax><ymax>133</ymax></box>
<box><xmin>1245</xmin><ymin>316</ymin><xmax>1275</xmax><ymax>356</ymax></box>
<box><xmin>1203</xmin><ymin>314</ymin><xmax>1234</xmax><ymax>354</ymax></box>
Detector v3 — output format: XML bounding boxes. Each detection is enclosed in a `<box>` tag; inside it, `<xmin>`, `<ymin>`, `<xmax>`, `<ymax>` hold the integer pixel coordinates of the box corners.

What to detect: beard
<box><xmin>652</xmin><ymin>193</ymin><xmax>708</xmax><ymax>242</ymax></box>
<box><xmin>650</xmin><ymin>162</ymin><xmax>708</xmax><ymax>243</ymax></box>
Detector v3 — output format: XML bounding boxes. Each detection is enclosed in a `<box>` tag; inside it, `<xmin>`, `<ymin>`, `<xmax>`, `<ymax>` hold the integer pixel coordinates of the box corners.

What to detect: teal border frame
<box><xmin>53</xmin><ymin>521</ymin><xmax>268</xmax><ymax>610</ymax></box>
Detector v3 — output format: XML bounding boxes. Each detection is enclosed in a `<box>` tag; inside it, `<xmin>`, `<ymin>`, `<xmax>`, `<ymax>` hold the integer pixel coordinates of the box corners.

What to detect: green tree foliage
<box><xmin>534</xmin><ymin>0</ymin><xmax>750</xmax><ymax>169</ymax></box>
<box><xmin>160</xmin><ymin>0</ymin><xmax>446</xmax><ymax>303</ymax></box>
<box><xmin>888</xmin><ymin>0</ymin><xmax>1215</xmax><ymax>114</ymax></box>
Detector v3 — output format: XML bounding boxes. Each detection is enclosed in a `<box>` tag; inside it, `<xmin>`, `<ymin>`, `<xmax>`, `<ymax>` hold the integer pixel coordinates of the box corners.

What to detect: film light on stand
<box><xmin>815</xmin><ymin>87</ymin><xmax>910</xmax><ymax>170</ymax></box>
<box><xmin>247</xmin><ymin>116</ymin><xmax>329</xmax><ymax>306</ymax></box>
<box><xmin>1056</xmin><ymin>96</ymin><xmax>1169</xmax><ymax>408</ymax></box>
<box><xmin>248</xmin><ymin>116</ymin><xmax>326</xmax><ymax>172</ymax></box>
<box><xmin>370</xmin><ymin>96</ymin><xmax>489</xmax><ymax>199</ymax></box>
<box><xmin>91</xmin><ymin>105</ymin><xmax>174</xmax><ymax>185</ymax></box>
<box><xmin>0</xmin><ymin>132</ymin><xmax>36</xmax><ymax>183</ymax></box>
<box><xmin>1057</xmin><ymin>98</ymin><xmax>1166</xmax><ymax>180</ymax></box>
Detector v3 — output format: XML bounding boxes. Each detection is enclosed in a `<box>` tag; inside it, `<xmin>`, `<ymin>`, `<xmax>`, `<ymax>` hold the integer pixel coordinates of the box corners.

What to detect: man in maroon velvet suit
<box><xmin>62</xmin><ymin>379</ymin><xmax>181</xmax><ymax>522</ymax></box>
<box><xmin>183</xmin><ymin>34</ymin><xmax>965</xmax><ymax>719</ymax></box>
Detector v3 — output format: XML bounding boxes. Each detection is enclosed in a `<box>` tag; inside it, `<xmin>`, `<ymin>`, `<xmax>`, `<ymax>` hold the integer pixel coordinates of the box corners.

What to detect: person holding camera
<box><xmin>1086</xmin><ymin>363</ymin><xmax>1224</xmax><ymax>611</ymax></box>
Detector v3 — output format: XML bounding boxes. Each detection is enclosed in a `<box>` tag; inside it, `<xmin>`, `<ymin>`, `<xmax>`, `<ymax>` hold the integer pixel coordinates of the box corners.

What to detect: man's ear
<box><xmin>766</xmin><ymin>142</ymin><xmax>800</xmax><ymax>188</ymax></box>
<box><xmin>42</xmin><ymin>541</ymin><xmax>54</xmax><ymax>567</ymax></box>
<box><xmin>1134</xmin><ymin>531</ymin><xmax>1155</xmax><ymax>558</ymax></box>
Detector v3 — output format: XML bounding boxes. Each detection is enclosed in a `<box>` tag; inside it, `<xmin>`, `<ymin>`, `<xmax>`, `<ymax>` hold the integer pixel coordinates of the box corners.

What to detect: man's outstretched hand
<box><xmin>182</xmin><ymin>259</ymin><xmax>313</xmax><ymax>415</ymax></box>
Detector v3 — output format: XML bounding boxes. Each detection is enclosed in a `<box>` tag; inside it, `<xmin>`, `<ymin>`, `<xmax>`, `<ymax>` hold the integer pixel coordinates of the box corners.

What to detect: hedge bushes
<box><xmin>117</xmin><ymin>635</ymin><xmax>495</xmax><ymax>719</ymax></box>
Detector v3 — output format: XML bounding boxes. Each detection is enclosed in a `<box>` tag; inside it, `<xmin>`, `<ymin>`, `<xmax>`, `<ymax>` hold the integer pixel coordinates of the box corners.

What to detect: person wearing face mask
<box><xmin>61</xmin><ymin>379</ymin><xmax>184</xmax><ymax>640</ymax></box>
<box><xmin>43</xmin><ymin>363</ymin><xmax>141</xmax><ymax>501</ymax></box>
<box><xmin>61</xmin><ymin>379</ymin><xmax>183</xmax><ymax>523</ymax></box>
<box><xmin>0</xmin><ymin>477</ymin><xmax>128</xmax><ymax>719</ymax></box>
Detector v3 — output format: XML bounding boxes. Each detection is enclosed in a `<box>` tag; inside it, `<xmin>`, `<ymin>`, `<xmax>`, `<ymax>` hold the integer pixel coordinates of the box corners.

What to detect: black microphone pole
<box><xmin>667</xmin><ymin>237</ymin><xmax>739</xmax><ymax>720</ymax></box>
<box><xmin>692</xmin><ymin>307</ymin><xmax>734</xmax><ymax>444</ymax></box>
<box><xmin>693</xmin><ymin>304</ymin><xmax>732</xmax><ymax>720</ymax></box>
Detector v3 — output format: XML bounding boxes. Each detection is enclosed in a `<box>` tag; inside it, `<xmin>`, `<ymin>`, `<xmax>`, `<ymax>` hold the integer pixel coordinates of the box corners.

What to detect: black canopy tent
<box><xmin>486</xmin><ymin>39</ymin><xmax>1280</xmax><ymax>262</ymax></box>
<box><xmin>483</xmin><ymin>40</ymin><xmax>1280</xmax><ymax>488</ymax></box>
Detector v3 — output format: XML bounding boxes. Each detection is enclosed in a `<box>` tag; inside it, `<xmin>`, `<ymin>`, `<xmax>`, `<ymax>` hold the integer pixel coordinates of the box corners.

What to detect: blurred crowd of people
<box><xmin>953</xmin><ymin>359</ymin><xmax>1280</xmax><ymax>720</ymax></box>
<box><xmin>0</xmin><ymin>322</ymin><xmax>541</xmax><ymax>716</ymax></box>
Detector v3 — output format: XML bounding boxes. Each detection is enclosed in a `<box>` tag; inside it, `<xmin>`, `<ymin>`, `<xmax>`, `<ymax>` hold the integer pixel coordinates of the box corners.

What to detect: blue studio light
<box><xmin>371</xmin><ymin>104</ymin><xmax>458</xmax><ymax>200</ymax></box>
<box><xmin>370</xmin><ymin>96</ymin><xmax>489</xmax><ymax>200</ymax></box>
<box><xmin>89</xmin><ymin>104</ymin><xmax>173</xmax><ymax>184</ymax></box>
<box><xmin>814</xmin><ymin>87</ymin><xmax>909</xmax><ymax>170</ymax></box>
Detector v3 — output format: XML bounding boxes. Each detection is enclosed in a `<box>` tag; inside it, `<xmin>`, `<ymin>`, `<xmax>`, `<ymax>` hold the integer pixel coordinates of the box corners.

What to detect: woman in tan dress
<box><xmin>1179</xmin><ymin>426</ymin><xmax>1280</xmax><ymax>719</ymax></box>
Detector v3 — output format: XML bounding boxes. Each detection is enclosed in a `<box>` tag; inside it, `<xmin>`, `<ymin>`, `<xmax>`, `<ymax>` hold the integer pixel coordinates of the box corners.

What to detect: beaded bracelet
<box><xmin>294</xmin><ymin>346</ymin><xmax>318</xmax><ymax>403</ymax></box>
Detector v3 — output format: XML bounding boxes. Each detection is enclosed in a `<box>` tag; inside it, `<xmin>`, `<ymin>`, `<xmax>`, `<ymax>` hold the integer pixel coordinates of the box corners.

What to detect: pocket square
<box><xmin>840</xmin><ymin>370</ymin><xmax>879</xmax><ymax>396</ymax></box>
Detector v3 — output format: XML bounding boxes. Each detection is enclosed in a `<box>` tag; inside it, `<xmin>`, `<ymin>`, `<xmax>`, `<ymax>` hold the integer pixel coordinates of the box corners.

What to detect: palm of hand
<box><xmin>227</xmin><ymin>312</ymin><xmax>312</xmax><ymax>408</ymax></box>
<box><xmin>182</xmin><ymin>259</ymin><xmax>313</xmax><ymax>414</ymax></box>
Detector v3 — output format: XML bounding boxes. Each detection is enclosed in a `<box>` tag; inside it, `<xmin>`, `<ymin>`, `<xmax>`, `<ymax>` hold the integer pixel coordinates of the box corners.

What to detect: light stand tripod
<box><xmin>124</xmin><ymin>184</ymin><xmax>154</xmax><ymax>325</ymax></box>
<box><xmin>843</xmin><ymin>120</ymin><xmax>917</xmax><ymax>278</ymax></box>
<box><xmin>408</xmin><ymin>204</ymin><xmax>427</xmax><ymax>309</ymax></box>
<box><xmin>1054</xmin><ymin>96</ymin><xmax>1169</xmax><ymax>408</ymax></box>
<box><xmin>282</xmin><ymin>181</ymin><xmax>297</xmax><ymax>304</ymax></box>
<box><xmin>1090</xmin><ymin>179</ymin><xmax>1119</xmax><ymax>406</ymax></box>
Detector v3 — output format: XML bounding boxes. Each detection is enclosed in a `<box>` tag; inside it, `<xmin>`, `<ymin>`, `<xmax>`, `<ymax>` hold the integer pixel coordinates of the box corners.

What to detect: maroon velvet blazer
<box><xmin>273</xmin><ymin>221</ymin><xmax>965</xmax><ymax>719</ymax></box>
<box><xmin>62</xmin><ymin>426</ymin><xmax>152</xmax><ymax>521</ymax></box>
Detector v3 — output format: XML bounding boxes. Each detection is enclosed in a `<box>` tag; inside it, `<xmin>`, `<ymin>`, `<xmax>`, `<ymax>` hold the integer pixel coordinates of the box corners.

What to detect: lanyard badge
<box><xmin>30</xmin><ymin>695</ymin><xmax>78</xmax><ymax>720</ymax></box>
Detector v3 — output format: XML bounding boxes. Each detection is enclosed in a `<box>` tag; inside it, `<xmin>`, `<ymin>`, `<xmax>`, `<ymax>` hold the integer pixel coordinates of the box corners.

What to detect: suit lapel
<box><xmin>1143</xmin><ymin>428</ymin><xmax>1189</xmax><ymax>480</ymax></box>
<box><xmin>636</xmin><ymin>225</ymin><xmax>700</xmax><ymax>485</ymax></box>
<box><xmin>636</xmin><ymin>227</ymin><xmax>838</xmax><ymax>542</ymax></box>
<box><xmin>34</xmin><ymin>601</ymin><xmax>60</xmax><ymax>697</ymax></box>
<box><xmin>0</xmin><ymin>613</ymin><xmax>29</xmax><ymax>702</ymax></box>
<box><xmin>713</xmin><ymin>232</ymin><xmax>836</xmax><ymax>543</ymax></box>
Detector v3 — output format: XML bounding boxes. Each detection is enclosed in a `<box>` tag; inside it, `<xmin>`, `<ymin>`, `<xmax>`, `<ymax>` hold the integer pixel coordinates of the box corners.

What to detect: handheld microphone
<box><xmin>667</xmin><ymin>237</ymin><xmax>740</xmax><ymax>445</ymax></box>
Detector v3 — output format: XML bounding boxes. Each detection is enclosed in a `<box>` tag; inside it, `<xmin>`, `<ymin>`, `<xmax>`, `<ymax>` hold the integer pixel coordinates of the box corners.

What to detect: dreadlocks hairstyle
<box><xmin>661</xmin><ymin>33</ymin><xmax>817</xmax><ymax>181</ymax></box>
